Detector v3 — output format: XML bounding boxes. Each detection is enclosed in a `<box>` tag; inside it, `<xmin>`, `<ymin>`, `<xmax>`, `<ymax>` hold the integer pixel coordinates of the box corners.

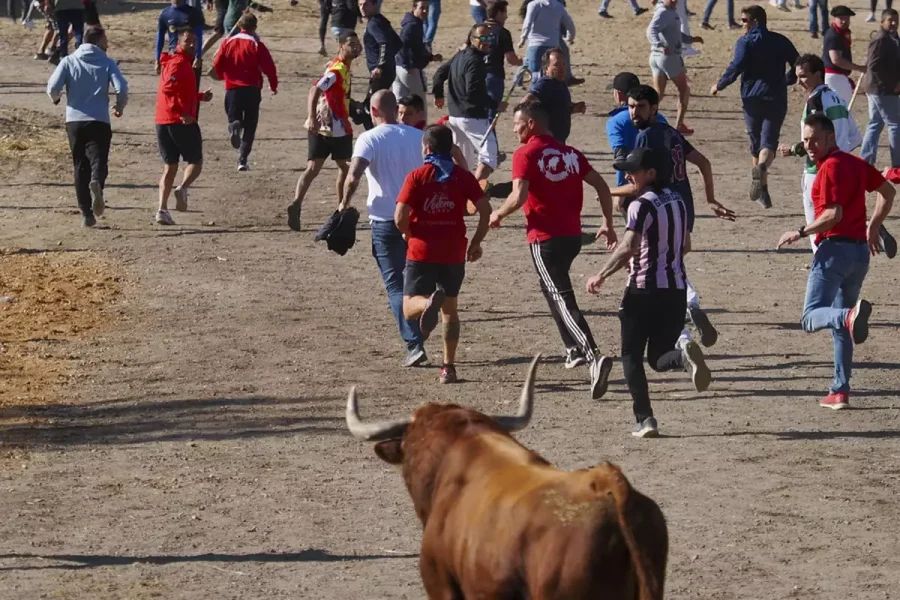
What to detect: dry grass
<box><xmin>0</xmin><ymin>107</ymin><xmax>68</xmax><ymax>164</ymax></box>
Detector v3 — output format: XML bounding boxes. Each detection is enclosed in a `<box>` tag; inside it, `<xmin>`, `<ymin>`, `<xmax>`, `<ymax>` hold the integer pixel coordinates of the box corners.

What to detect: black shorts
<box><xmin>308</xmin><ymin>132</ymin><xmax>353</xmax><ymax>161</ymax></box>
<box><xmin>156</xmin><ymin>123</ymin><xmax>203</xmax><ymax>165</ymax></box>
<box><xmin>214</xmin><ymin>0</ymin><xmax>228</xmax><ymax>34</ymax></box>
<box><xmin>404</xmin><ymin>260</ymin><xmax>466</xmax><ymax>298</ymax></box>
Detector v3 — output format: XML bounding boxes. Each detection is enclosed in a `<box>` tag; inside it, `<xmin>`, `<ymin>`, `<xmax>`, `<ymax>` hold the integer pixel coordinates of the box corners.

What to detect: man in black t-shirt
<box><xmin>483</xmin><ymin>1</ymin><xmax>521</xmax><ymax>122</ymax></box>
<box><xmin>821</xmin><ymin>5</ymin><xmax>866</xmax><ymax>103</ymax></box>
<box><xmin>521</xmin><ymin>48</ymin><xmax>585</xmax><ymax>144</ymax></box>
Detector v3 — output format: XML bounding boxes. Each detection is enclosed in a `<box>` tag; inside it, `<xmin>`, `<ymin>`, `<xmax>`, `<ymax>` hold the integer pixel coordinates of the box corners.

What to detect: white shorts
<box><xmin>448</xmin><ymin>116</ymin><xmax>498</xmax><ymax>171</ymax></box>
<box><xmin>824</xmin><ymin>73</ymin><xmax>853</xmax><ymax>105</ymax></box>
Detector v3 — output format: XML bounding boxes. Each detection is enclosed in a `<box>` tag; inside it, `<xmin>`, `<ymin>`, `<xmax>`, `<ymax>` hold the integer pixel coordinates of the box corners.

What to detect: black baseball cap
<box><xmin>831</xmin><ymin>5</ymin><xmax>855</xmax><ymax>16</ymax></box>
<box><xmin>613</xmin><ymin>147</ymin><xmax>661</xmax><ymax>173</ymax></box>
<box><xmin>606</xmin><ymin>72</ymin><xmax>641</xmax><ymax>93</ymax></box>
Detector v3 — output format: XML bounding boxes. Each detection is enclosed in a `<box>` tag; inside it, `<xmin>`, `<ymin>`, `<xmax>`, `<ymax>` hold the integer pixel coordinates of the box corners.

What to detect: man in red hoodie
<box><xmin>213</xmin><ymin>13</ymin><xmax>277</xmax><ymax>171</ymax></box>
<box><xmin>155</xmin><ymin>28</ymin><xmax>213</xmax><ymax>226</ymax></box>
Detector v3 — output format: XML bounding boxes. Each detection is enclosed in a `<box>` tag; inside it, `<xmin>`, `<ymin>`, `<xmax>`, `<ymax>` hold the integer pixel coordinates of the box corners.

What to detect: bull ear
<box><xmin>374</xmin><ymin>440</ymin><xmax>404</xmax><ymax>464</ymax></box>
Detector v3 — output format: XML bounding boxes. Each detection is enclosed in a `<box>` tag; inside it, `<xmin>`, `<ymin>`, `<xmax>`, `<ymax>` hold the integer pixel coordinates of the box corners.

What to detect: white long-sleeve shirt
<box><xmin>519</xmin><ymin>0</ymin><xmax>575</xmax><ymax>48</ymax></box>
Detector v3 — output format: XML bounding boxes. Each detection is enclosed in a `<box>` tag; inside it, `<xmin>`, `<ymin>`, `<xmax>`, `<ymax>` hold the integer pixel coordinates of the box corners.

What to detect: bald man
<box><xmin>340</xmin><ymin>90</ymin><xmax>430</xmax><ymax>367</ymax></box>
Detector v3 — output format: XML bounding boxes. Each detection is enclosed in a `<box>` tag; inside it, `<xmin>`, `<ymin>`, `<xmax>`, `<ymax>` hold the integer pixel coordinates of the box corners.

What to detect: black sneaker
<box><xmin>567</xmin><ymin>77</ymin><xmax>586</xmax><ymax>87</ymax></box>
<box><xmin>419</xmin><ymin>289</ymin><xmax>446</xmax><ymax>342</ymax></box>
<box><xmin>701</xmin><ymin>21</ymin><xmax>714</xmax><ymax>29</ymax></box>
<box><xmin>634</xmin><ymin>6</ymin><xmax>648</xmax><ymax>15</ymax></box>
<box><xmin>590</xmin><ymin>355</ymin><xmax>613</xmax><ymax>400</ymax></box>
<box><xmin>749</xmin><ymin>165</ymin><xmax>761</xmax><ymax>201</ymax></box>
<box><xmin>687</xmin><ymin>305</ymin><xmax>718</xmax><ymax>347</ymax></box>
<box><xmin>47</xmin><ymin>51</ymin><xmax>60</xmax><ymax>65</ymax></box>
<box><xmin>879</xmin><ymin>224</ymin><xmax>897</xmax><ymax>259</ymax></box>
<box><xmin>757</xmin><ymin>186</ymin><xmax>772</xmax><ymax>209</ymax></box>
<box><xmin>564</xmin><ymin>347</ymin><xmax>586</xmax><ymax>369</ymax></box>
<box><xmin>488</xmin><ymin>181</ymin><xmax>512</xmax><ymax>198</ymax></box>
<box><xmin>632</xmin><ymin>417</ymin><xmax>659</xmax><ymax>438</ymax></box>
<box><xmin>287</xmin><ymin>201</ymin><xmax>302</xmax><ymax>231</ymax></box>
<box><xmin>846</xmin><ymin>299</ymin><xmax>872</xmax><ymax>345</ymax></box>
<box><xmin>728</xmin><ymin>21</ymin><xmax>742</xmax><ymax>29</ymax></box>
<box><xmin>598</xmin><ymin>9</ymin><xmax>612</xmax><ymax>17</ymax></box>
<box><xmin>82</xmin><ymin>213</ymin><xmax>96</xmax><ymax>227</ymax></box>
<box><xmin>228</xmin><ymin>120</ymin><xmax>242</xmax><ymax>149</ymax></box>
<box><xmin>681</xmin><ymin>340</ymin><xmax>711</xmax><ymax>392</ymax></box>
<box><xmin>403</xmin><ymin>346</ymin><xmax>428</xmax><ymax>367</ymax></box>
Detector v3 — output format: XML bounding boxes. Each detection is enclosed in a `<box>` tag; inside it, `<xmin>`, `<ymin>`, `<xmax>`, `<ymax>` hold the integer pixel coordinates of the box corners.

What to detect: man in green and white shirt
<box><xmin>779</xmin><ymin>53</ymin><xmax>861</xmax><ymax>251</ymax></box>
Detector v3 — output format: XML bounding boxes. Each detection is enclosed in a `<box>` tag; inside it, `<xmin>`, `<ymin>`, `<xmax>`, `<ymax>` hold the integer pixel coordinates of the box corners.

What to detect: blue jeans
<box><xmin>526</xmin><ymin>45</ymin><xmax>552</xmax><ymax>75</ymax></box>
<box><xmin>425</xmin><ymin>0</ymin><xmax>441</xmax><ymax>43</ymax></box>
<box><xmin>861</xmin><ymin>94</ymin><xmax>900</xmax><ymax>168</ymax></box>
<box><xmin>371</xmin><ymin>220</ymin><xmax>423</xmax><ymax>352</ymax></box>
<box><xmin>809</xmin><ymin>0</ymin><xmax>828</xmax><ymax>34</ymax></box>
<box><xmin>559</xmin><ymin>39</ymin><xmax>574</xmax><ymax>80</ymax></box>
<box><xmin>485</xmin><ymin>72</ymin><xmax>505</xmax><ymax>121</ymax></box>
<box><xmin>800</xmin><ymin>239</ymin><xmax>870</xmax><ymax>394</ymax></box>
<box><xmin>470</xmin><ymin>4</ymin><xmax>486</xmax><ymax>23</ymax></box>
<box><xmin>701</xmin><ymin>0</ymin><xmax>734</xmax><ymax>24</ymax></box>
<box><xmin>55</xmin><ymin>9</ymin><xmax>84</xmax><ymax>56</ymax></box>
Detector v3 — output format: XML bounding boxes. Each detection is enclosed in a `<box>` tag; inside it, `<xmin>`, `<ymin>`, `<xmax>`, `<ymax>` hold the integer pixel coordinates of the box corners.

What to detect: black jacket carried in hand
<box><xmin>315</xmin><ymin>207</ymin><xmax>360</xmax><ymax>256</ymax></box>
<box><xmin>432</xmin><ymin>48</ymin><xmax>496</xmax><ymax>120</ymax></box>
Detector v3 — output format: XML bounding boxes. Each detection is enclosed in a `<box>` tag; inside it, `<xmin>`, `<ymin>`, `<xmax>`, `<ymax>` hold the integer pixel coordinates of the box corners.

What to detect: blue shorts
<box><xmin>742</xmin><ymin>98</ymin><xmax>787</xmax><ymax>158</ymax></box>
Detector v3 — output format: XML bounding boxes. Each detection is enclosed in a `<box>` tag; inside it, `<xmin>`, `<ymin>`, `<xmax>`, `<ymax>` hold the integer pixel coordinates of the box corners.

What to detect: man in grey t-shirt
<box><xmin>646</xmin><ymin>0</ymin><xmax>702</xmax><ymax>135</ymax></box>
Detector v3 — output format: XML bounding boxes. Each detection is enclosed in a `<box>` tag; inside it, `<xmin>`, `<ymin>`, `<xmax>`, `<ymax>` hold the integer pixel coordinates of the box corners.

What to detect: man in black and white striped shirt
<box><xmin>586</xmin><ymin>147</ymin><xmax>713</xmax><ymax>438</ymax></box>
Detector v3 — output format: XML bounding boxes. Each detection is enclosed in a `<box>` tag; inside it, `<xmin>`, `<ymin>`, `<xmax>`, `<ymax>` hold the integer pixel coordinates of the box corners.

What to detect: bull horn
<box><xmin>345</xmin><ymin>387</ymin><xmax>412</xmax><ymax>441</ymax></box>
<box><xmin>492</xmin><ymin>354</ymin><xmax>541</xmax><ymax>432</ymax></box>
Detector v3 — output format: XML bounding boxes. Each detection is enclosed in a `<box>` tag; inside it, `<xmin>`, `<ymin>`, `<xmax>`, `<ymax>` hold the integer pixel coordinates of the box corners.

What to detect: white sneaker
<box><xmin>866</xmin><ymin>12</ymin><xmax>876</xmax><ymax>22</ymax></box>
<box><xmin>237</xmin><ymin>161</ymin><xmax>249</xmax><ymax>172</ymax></box>
<box><xmin>174</xmin><ymin>186</ymin><xmax>188</xmax><ymax>212</ymax></box>
<box><xmin>155</xmin><ymin>209</ymin><xmax>175</xmax><ymax>225</ymax></box>
<box><xmin>683</xmin><ymin>46</ymin><xmax>702</xmax><ymax>57</ymax></box>
<box><xmin>680</xmin><ymin>340</ymin><xmax>712</xmax><ymax>393</ymax></box>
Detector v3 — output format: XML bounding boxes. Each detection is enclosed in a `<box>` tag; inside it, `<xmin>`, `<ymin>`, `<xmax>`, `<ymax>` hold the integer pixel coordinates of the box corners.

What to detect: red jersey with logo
<box><xmin>396</xmin><ymin>164</ymin><xmax>484</xmax><ymax>264</ymax></box>
<box><xmin>511</xmin><ymin>134</ymin><xmax>594</xmax><ymax>244</ymax></box>
<box><xmin>811</xmin><ymin>149</ymin><xmax>886</xmax><ymax>245</ymax></box>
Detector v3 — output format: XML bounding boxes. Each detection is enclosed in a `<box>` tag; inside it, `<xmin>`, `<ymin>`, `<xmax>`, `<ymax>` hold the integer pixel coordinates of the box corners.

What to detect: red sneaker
<box><xmin>819</xmin><ymin>392</ymin><xmax>850</xmax><ymax>410</ymax></box>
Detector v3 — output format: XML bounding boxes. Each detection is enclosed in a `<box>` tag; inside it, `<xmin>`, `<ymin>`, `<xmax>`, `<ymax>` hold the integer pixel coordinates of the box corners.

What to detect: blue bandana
<box><xmin>424</xmin><ymin>152</ymin><xmax>455</xmax><ymax>183</ymax></box>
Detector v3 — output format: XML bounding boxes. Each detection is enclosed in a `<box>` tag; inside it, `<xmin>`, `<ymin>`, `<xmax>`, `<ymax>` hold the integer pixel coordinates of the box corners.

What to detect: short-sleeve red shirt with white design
<box><xmin>811</xmin><ymin>150</ymin><xmax>886</xmax><ymax>245</ymax></box>
<box><xmin>511</xmin><ymin>134</ymin><xmax>594</xmax><ymax>244</ymax></box>
<box><xmin>396</xmin><ymin>164</ymin><xmax>485</xmax><ymax>264</ymax></box>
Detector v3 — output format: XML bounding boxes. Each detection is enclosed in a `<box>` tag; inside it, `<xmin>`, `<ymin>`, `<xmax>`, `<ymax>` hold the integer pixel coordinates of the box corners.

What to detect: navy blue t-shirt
<box><xmin>528</xmin><ymin>76</ymin><xmax>571</xmax><ymax>143</ymax></box>
<box><xmin>634</xmin><ymin>120</ymin><xmax>697</xmax><ymax>230</ymax></box>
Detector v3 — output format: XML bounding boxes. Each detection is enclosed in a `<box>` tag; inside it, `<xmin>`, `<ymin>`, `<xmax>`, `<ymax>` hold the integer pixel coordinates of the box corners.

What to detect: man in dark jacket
<box><xmin>394</xmin><ymin>0</ymin><xmax>441</xmax><ymax>121</ymax></box>
<box><xmin>710</xmin><ymin>4</ymin><xmax>798</xmax><ymax>209</ymax></box>
<box><xmin>861</xmin><ymin>8</ymin><xmax>900</xmax><ymax>169</ymax></box>
<box><xmin>432</xmin><ymin>23</ymin><xmax>497</xmax><ymax>186</ymax></box>
<box><xmin>360</xmin><ymin>0</ymin><xmax>401</xmax><ymax>95</ymax></box>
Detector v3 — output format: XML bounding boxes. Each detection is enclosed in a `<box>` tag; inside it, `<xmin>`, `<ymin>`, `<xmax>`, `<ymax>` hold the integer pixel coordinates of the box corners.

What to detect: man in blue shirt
<box><xmin>155</xmin><ymin>0</ymin><xmax>205</xmax><ymax>75</ymax></box>
<box><xmin>605</xmin><ymin>71</ymin><xmax>668</xmax><ymax>187</ymax></box>
<box><xmin>521</xmin><ymin>48</ymin><xmax>585</xmax><ymax>143</ymax></box>
<box><xmin>710</xmin><ymin>5</ymin><xmax>798</xmax><ymax>209</ymax></box>
<box><xmin>610</xmin><ymin>84</ymin><xmax>735</xmax><ymax>349</ymax></box>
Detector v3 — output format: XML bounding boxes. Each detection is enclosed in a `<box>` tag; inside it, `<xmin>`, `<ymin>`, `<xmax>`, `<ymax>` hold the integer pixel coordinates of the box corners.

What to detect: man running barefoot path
<box><xmin>339</xmin><ymin>90</ymin><xmax>429</xmax><ymax>367</ymax></box>
<box><xmin>489</xmin><ymin>101</ymin><xmax>618</xmax><ymax>400</ymax></box>
<box><xmin>288</xmin><ymin>32</ymin><xmax>362</xmax><ymax>231</ymax></box>
<box><xmin>647</xmin><ymin>0</ymin><xmax>704</xmax><ymax>135</ymax></box>
<box><xmin>395</xmin><ymin>124</ymin><xmax>492</xmax><ymax>384</ymax></box>
<box><xmin>776</xmin><ymin>113</ymin><xmax>895</xmax><ymax>410</ymax></box>
<box><xmin>587</xmin><ymin>148</ymin><xmax>712</xmax><ymax>438</ymax></box>
<box><xmin>154</xmin><ymin>29</ymin><xmax>213</xmax><ymax>225</ymax></box>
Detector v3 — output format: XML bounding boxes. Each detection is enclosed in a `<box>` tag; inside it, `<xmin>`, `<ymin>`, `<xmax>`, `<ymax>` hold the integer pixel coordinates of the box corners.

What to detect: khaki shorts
<box><xmin>649</xmin><ymin>52</ymin><xmax>685</xmax><ymax>79</ymax></box>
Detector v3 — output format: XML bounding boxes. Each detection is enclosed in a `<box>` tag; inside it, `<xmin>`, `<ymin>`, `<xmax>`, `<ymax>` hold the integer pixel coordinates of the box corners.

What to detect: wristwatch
<box><xmin>798</xmin><ymin>226</ymin><xmax>807</xmax><ymax>238</ymax></box>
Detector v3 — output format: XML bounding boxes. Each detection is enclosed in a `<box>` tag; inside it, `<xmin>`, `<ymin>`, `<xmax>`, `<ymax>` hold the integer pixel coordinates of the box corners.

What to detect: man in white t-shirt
<box><xmin>340</xmin><ymin>89</ymin><xmax>428</xmax><ymax>367</ymax></box>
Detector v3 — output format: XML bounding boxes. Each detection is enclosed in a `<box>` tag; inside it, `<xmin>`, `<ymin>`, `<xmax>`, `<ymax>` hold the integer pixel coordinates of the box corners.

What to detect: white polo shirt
<box><xmin>352</xmin><ymin>124</ymin><xmax>425</xmax><ymax>222</ymax></box>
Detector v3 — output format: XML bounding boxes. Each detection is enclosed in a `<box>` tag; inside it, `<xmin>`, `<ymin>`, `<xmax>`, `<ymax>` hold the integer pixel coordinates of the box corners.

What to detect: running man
<box><xmin>394</xmin><ymin>0</ymin><xmax>441</xmax><ymax>121</ymax></box>
<box><xmin>521</xmin><ymin>48</ymin><xmax>586</xmax><ymax>144</ymax></box>
<box><xmin>606</xmin><ymin>71</ymin><xmax>667</xmax><ymax>190</ymax></box>
<box><xmin>155</xmin><ymin>0</ymin><xmax>204</xmax><ymax>76</ymax></box>
<box><xmin>154</xmin><ymin>29</ymin><xmax>213</xmax><ymax>225</ymax></box>
<box><xmin>647</xmin><ymin>0</ymin><xmax>703</xmax><ymax>135</ymax></box>
<box><xmin>359</xmin><ymin>0</ymin><xmax>401</xmax><ymax>97</ymax></box>
<box><xmin>587</xmin><ymin>147</ymin><xmax>712</xmax><ymax>438</ymax></box>
<box><xmin>339</xmin><ymin>90</ymin><xmax>428</xmax><ymax>367</ymax></box>
<box><xmin>776</xmin><ymin>113</ymin><xmax>894</xmax><ymax>410</ymax></box>
<box><xmin>489</xmin><ymin>101</ymin><xmax>617</xmax><ymax>399</ymax></box>
<box><xmin>395</xmin><ymin>124</ymin><xmax>492</xmax><ymax>384</ymax></box>
<box><xmin>47</xmin><ymin>25</ymin><xmax>128</xmax><ymax>227</ymax></box>
<box><xmin>611</xmin><ymin>85</ymin><xmax>735</xmax><ymax>348</ymax></box>
<box><xmin>213</xmin><ymin>12</ymin><xmax>278</xmax><ymax>171</ymax></box>
<box><xmin>288</xmin><ymin>31</ymin><xmax>362</xmax><ymax>232</ymax></box>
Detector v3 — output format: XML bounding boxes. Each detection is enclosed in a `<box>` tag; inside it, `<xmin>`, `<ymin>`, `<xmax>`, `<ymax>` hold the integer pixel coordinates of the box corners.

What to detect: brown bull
<box><xmin>346</xmin><ymin>355</ymin><xmax>669</xmax><ymax>600</ymax></box>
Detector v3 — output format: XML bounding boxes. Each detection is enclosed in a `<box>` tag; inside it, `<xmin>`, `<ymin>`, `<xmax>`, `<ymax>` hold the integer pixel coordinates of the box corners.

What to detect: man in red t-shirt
<box><xmin>155</xmin><ymin>28</ymin><xmax>213</xmax><ymax>225</ymax></box>
<box><xmin>777</xmin><ymin>113</ymin><xmax>895</xmax><ymax>410</ymax></box>
<box><xmin>395</xmin><ymin>124</ymin><xmax>491</xmax><ymax>384</ymax></box>
<box><xmin>489</xmin><ymin>100</ymin><xmax>618</xmax><ymax>400</ymax></box>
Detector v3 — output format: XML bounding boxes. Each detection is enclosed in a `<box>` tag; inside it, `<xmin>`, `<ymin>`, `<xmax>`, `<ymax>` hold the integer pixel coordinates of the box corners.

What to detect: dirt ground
<box><xmin>1</xmin><ymin>1</ymin><xmax>899</xmax><ymax>598</ymax></box>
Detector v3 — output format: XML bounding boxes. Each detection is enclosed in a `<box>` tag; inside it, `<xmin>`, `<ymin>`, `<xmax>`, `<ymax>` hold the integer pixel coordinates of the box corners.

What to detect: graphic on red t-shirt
<box><xmin>811</xmin><ymin>150</ymin><xmax>886</xmax><ymax>245</ymax></box>
<box><xmin>396</xmin><ymin>164</ymin><xmax>485</xmax><ymax>264</ymax></box>
<box><xmin>511</xmin><ymin>134</ymin><xmax>593</xmax><ymax>244</ymax></box>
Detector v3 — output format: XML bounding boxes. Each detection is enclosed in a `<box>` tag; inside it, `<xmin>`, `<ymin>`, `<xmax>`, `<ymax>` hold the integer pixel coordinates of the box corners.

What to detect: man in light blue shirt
<box><xmin>47</xmin><ymin>25</ymin><xmax>128</xmax><ymax>227</ymax></box>
<box><xmin>605</xmin><ymin>72</ymin><xmax>667</xmax><ymax>186</ymax></box>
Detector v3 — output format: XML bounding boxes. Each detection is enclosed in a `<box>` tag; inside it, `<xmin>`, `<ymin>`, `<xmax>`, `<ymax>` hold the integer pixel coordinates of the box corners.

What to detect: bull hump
<box><xmin>540</xmin><ymin>489</ymin><xmax>601</xmax><ymax>525</ymax></box>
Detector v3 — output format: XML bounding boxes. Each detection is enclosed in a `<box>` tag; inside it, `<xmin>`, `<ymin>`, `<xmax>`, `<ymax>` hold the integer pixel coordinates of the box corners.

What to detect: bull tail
<box><xmin>589</xmin><ymin>463</ymin><xmax>668</xmax><ymax>600</ymax></box>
